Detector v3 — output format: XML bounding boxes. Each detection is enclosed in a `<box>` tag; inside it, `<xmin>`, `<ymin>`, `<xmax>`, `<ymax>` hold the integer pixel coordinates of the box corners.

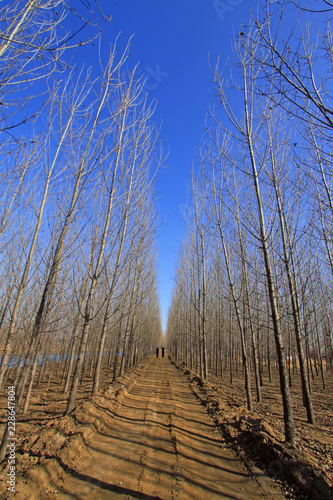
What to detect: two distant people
<box><xmin>156</xmin><ymin>347</ymin><xmax>165</xmax><ymax>358</ymax></box>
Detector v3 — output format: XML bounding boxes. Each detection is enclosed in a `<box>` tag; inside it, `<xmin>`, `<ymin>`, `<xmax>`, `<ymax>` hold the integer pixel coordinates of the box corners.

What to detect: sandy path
<box><xmin>15</xmin><ymin>357</ymin><xmax>284</xmax><ymax>499</ymax></box>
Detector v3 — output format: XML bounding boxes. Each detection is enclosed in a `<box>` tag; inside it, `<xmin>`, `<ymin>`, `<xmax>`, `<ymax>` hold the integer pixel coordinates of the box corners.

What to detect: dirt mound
<box><xmin>0</xmin><ymin>360</ymin><xmax>148</xmax><ymax>498</ymax></box>
<box><xmin>175</xmin><ymin>360</ymin><xmax>333</xmax><ymax>500</ymax></box>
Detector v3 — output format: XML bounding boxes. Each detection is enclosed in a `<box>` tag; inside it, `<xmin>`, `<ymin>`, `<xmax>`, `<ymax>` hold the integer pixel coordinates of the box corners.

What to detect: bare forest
<box><xmin>0</xmin><ymin>0</ymin><xmax>162</xmax><ymax>460</ymax></box>
<box><xmin>0</xmin><ymin>1</ymin><xmax>333</xmax><ymax>499</ymax></box>
<box><xmin>166</xmin><ymin>0</ymin><xmax>333</xmax><ymax>496</ymax></box>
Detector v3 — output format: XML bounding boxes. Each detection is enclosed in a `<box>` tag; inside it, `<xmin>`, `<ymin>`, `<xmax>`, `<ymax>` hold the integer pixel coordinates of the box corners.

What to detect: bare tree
<box><xmin>205</xmin><ymin>30</ymin><xmax>296</xmax><ymax>445</ymax></box>
<box><xmin>65</xmin><ymin>64</ymin><xmax>159</xmax><ymax>414</ymax></box>
<box><xmin>0</xmin><ymin>80</ymin><xmax>79</xmax><ymax>392</ymax></box>
<box><xmin>0</xmin><ymin>0</ymin><xmax>102</xmax><ymax>138</ymax></box>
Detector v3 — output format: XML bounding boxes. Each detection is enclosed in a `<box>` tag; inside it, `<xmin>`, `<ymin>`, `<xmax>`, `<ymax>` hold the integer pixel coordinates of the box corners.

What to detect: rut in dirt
<box><xmin>14</xmin><ymin>356</ymin><xmax>285</xmax><ymax>500</ymax></box>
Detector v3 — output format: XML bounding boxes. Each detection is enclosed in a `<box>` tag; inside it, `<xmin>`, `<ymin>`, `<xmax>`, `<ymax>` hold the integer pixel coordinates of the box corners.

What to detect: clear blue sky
<box><xmin>73</xmin><ymin>0</ymin><xmax>252</xmax><ymax>332</ymax></box>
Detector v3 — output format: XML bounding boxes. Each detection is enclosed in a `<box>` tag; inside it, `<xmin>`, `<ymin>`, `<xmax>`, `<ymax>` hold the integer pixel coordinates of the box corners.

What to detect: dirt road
<box><xmin>12</xmin><ymin>356</ymin><xmax>285</xmax><ymax>499</ymax></box>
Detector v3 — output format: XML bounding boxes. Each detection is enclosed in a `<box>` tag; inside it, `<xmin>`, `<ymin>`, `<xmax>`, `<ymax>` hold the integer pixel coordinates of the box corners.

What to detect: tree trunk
<box><xmin>22</xmin><ymin>351</ymin><xmax>39</xmax><ymax>415</ymax></box>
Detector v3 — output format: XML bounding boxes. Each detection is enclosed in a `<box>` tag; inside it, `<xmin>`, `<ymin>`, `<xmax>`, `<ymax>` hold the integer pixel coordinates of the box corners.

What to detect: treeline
<box><xmin>167</xmin><ymin>0</ymin><xmax>333</xmax><ymax>447</ymax></box>
<box><xmin>0</xmin><ymin>1</ymin><xmax>162</xmax><ymax>460</ymax></box>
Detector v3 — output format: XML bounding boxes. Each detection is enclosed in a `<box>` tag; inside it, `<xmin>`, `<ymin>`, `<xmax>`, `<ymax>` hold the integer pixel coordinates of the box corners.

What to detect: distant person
<box><xmin>156</xmin><ymin>347</ymin><xmax>159</xmax><ymax>358</ymax></box>
<box><xmin>162</xmin><ymin>347</ymin><xmax>165</xmax><ymax>358</ymax></box>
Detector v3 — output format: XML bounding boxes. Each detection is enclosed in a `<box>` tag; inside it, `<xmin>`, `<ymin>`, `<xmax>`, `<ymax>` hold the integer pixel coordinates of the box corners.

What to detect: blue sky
<box><xmin>73</xmin><ymin>0</ymin><xmax>252</xmax><ymax>332</ymax></box>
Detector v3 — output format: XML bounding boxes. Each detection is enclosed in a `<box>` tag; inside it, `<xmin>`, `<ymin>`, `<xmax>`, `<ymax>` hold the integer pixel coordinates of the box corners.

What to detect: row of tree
<box><xmin>167</xmin><ymin>0</ymin><xmax>333</xmax><ymax>447</ymax></box>
<box><xmin>0</xmin><ymin>1</ymin><xmax>162</xmax><ymax>461</ymax></box>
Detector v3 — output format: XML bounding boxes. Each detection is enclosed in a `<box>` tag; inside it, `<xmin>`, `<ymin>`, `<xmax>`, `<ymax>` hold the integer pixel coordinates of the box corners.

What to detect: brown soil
<box><xmin>0</xmin><ymin>356</ymin><xmax>287</xmax><ymax>499</ymax></box>
<box><xmin>177</xmin><ymin>360</ymin><xmax>333</xmax><ymax>500</ymax></box>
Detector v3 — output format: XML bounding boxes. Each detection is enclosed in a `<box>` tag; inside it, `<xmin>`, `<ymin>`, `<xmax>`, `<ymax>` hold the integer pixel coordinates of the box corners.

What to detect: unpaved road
<box><xmin>13</xmin><ymin>356</ymin><xmax>285</xmax><ymax>499</ymax></box>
